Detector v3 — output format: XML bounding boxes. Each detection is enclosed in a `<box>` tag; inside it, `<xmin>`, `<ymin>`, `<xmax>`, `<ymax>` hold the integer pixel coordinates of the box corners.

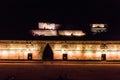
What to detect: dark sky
<box><xmin>1</xmin><ymin>0</ymin><xmax>120</xmax><ymax>39</ymax></box>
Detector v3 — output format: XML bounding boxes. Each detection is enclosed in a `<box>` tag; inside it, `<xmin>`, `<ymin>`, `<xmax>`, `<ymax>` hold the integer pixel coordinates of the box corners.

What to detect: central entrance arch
<box><xmin>42</xmin><ymin>43</ymin><xmax>53</xmax><ymax>61</ymax></box>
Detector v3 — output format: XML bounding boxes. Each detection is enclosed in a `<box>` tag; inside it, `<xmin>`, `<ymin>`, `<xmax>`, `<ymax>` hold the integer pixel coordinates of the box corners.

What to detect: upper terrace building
<box><xmin>0</xmin><ymin>22</ymin><xmax>119</xmax><ymax>61</ymax></box>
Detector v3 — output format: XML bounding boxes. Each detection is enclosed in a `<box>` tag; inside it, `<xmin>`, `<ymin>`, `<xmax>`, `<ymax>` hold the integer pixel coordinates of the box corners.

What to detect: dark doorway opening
<box><xmin>42</xmin><ymin>44</ymin><xmax>53</xmax><ymax>61</ymax></box>
<box><xmin>28</xmin><ymin>53</ymin><xmax>32</xmax><ymax>60</ymax></box>
<box><xmin>101</xmin><ymin>54</ymin><xmax>106</xmax><ymax>61</ymax></box>
<box><xmin>63</xmin><ymin>54</ymin><xmax>68</xmax><ymax>61</ymax></box>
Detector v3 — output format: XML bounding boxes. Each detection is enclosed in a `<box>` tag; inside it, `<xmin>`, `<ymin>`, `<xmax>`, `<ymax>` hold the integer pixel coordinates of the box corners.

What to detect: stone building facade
<box><xmin>0</xmin><ymin>40</ymin><xmax>120</xmax><ymax>61</ymax></box>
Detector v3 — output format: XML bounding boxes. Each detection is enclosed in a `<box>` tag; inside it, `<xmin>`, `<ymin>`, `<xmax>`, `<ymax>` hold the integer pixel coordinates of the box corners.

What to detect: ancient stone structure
<box><xmin>0</xmin><ymin>40</ymin><xmax>120</xmax><ymax>61</ymax></box>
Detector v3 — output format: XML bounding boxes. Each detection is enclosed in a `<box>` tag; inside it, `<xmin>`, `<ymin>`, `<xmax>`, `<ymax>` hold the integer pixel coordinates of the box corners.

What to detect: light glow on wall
<box><xmin>31</xmin><ymin>30</ymin><xmax>57</xmax><ymax>36</ymax></box>
<box><xmin>0</xmin><ymin>41</ymin><xmax>42</xmax><ymax>60</ymax></box>
<box><xmin>58</xmin><ymin>30</ymin><xmax>86</xmax><ymax>37</ymax></box>
<box><xmin>91</xmin><ymin>24</ymin><xmax>107</xmax><ymax>34</ymax></box>
<box><xmin>2</xmin><ymin>51</ymin><xmax>8</xmax><ymax>57</ymax></box>
<box><xmin>92</xmin><ymin>24</ymin><xmax>105</xmax><ymax>28</ymax></box>
<box><xmin>53</xmin><ymin>44</ymin><xmax>101</xmax><ymax>60</ymax></box>
<box><xmin>38</xmin><ymin>22</ymin><xmax>60</xmax><ymax>30</ymax></box>
<box><xmin>107</xmin><ymin>44</ymin><xmax>120</xmax><ymax>60</ymax></box>
<box><xmin>1</xmin><ymin>40</ymin><xmax>120</xmax><ymax>61</ymax></box>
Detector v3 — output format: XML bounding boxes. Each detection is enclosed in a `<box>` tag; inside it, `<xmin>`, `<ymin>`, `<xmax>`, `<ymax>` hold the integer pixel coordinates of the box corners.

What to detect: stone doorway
<box><xmin>42</xmin><ymin>44</ymin><xmax>53</xmax><ymax>61</ymax></box>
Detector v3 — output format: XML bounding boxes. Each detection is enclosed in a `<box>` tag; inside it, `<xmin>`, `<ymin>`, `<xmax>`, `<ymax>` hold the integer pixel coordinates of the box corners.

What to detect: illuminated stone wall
<box><xmin>0</xmin><ymin>40</ymin><xmax>120</xmax><ymax>60</ymax></box>
<box><xmin>106</xmin><ymin>44</ymin><xmax>120</xmax><ymax>60</ymax></box>
<box><xmin>51</xmin><ymin>41</ymin><xmax>101</xmax><ymax>60</ymax></box>
<box><xmin>50</xmin><ymin>41</ymin><xmax>120</xmax><ymax>60</ymax></box>
<box><xmin>58</xmin><ymin>30</ymin><xmax>86</xmax><ymax>36</ymax></box>
<box><xmin>0</xmin><ymin>40</ymin><xmax>46</xmax><ymax>60</ymax></box>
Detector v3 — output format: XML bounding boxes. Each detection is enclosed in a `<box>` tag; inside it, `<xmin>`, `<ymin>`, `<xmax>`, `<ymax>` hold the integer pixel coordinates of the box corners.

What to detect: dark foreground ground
<box><xmin>1</xmin><ymin>61</ymin><xmax>120</xmax><ymax>80</ymax></box>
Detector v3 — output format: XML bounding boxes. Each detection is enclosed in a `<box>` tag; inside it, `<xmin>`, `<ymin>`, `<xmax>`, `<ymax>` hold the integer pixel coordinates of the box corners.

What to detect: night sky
<box><xmin>1</xmin><ymin>0</ymin><xmax>120</xmax><ymax>40</ymax></box>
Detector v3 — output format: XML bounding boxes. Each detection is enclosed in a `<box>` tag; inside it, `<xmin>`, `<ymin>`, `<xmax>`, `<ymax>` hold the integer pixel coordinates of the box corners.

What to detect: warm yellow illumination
<box><xmin>38</xmin><ymin>22</ymin><xmax>60</xmax><ymax>30</ymax></box>
<box><xmin>52</xmin><ymin>44</ymin><xmax>102</xmax><ymax>60</ymax></box>
<box><xmin>92</xmin><ymin>24</ymin><xmax>105</xmax><ymax>28</ymax></box>
<box><xmin>58</xmin><ymin>30</ymin><xmax>86</xmax><ymax>36</ymax></box>
<box><xmin>2</xmin><ymin>51</ymin><xmax>8</xmax><ymax>57</ymax></box>
<box><xmin>107</xmin><ymin>44</ymin><xmax>120</xmax><ymax>60</ymax></box>
<box><xmin>85</xmin><ymin>51</ymin><xmax>92</xmax><ymax>57</ymax></box>
<box><xmin>31</xmin><ymin>30</ymin><xmax>57</xmax><ymax>36</ymax></box>
<box><xmin>0</xmin><ymin>40</ymin><xmax>120</xmax><ymax>61</ymax></box>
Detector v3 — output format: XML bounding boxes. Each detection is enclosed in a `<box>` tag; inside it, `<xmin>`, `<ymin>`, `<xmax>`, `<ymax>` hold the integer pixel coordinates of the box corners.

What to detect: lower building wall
<box><xmin>51</xmin><ymin>43</ymin><xmax>101</xmax><ymax>60</ymax></box>
<box><xmin>0</xmin><ymin>40</ymin><xmax>119</xmax><ymax>61</ymax></box>
<box><xmin>0</xmin><ymin>40</ymin><xmax>46</xmax><ymax>60</ymax></box>
<box><xmin>50</xmin><ymin>41</ymin><xmax>120</xmax><ymax>60</ymax></box>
